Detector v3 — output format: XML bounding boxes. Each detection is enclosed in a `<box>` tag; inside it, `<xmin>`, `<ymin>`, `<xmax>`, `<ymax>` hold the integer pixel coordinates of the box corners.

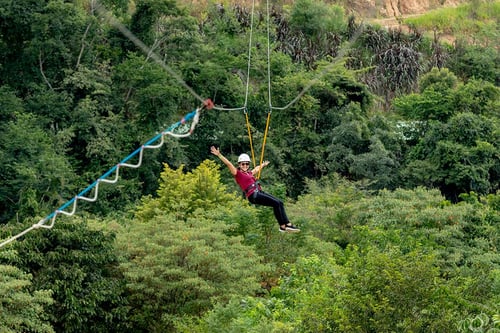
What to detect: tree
<box><xmin>450</xmin><ymin>44</ymin><xmax>500</xmax><ymax>85</ymax></box>
<box><xmin>288</xmin><ymin>0</ymin><xmax>345</xmax><ymax>38</ymax></box>
<box><xmin>130</xmin><ymin>0</ymin><xmax>184</xmax><ymax>47</ymax></box>
<box><xmin>453</xmin><ymin>79</ymin><xmax>500</xmax><ymax>117</ymax></box>
<box><xmin>348</xmin><ymin>136</ymin><xmax>400</xmax><ymax>190</ymax></box>
<box><xmin>393</xmin><ymin>78</ymin><xmax>456</xmax><ymax>122</ymax></box>
<box><xmin>269</xmin><ymin>65</ymin><xmax>375</xmax><ymax>196</ymax></box>
<box><xmin>136</xmin><ymin>160</ymin><xmax>238</xmax><ymax>221</ymax></box>
<box><xmin>119</xmin><ymin>160</ymin><xmax>267</xmax><ymax>331</ymax></box>
<box><xmin>0</xmin><ymin>86</ymin><xmax>75</xmax><ymax>223</ymax></box>
<box><xmin>0</xmin><ymin>251</ymin><xmax>54</xmax><ymax>333</ymax></box>
<box><xmin>116</xmin><ymin>214</ymin><xmax>267</xmax><ymax>332</ymax></box>
<box><xmin>328</xmin><ymin>245</ymin><xmax>466</xmax><ymax>332</ymax></box>
<box><xmin>26</xmin><ymin>0</ymin><xmax>91</xmax><ymax>87</ymax></box>
<box><xmin>274</xmin><ymin>0</ymin><xmax>346</xmax><ymax>68</ymax></box>
<box><xmin>418</xmin><ymin>67</ymin><xmax>459</xmax><ymax>92</ymax></box>
<box><xmin>0</xmin><ymin>0</ymin><xmax>46</xmax><ymax>90</ymax></box>
<box><xmin>3</xmin><ymin>219</ymin><xmax>128</xmax><ymax>333</ymax></box>
<box><xmin>359</xmin><ymin>27</ymin><xmax>424</xmax><ymax>107</ymax></box>
<box><xmin>221</xmin><ymin>185</ymin><xmax>499</xmax><ymax>332</ymax></box>
<box><xmin>192</xmin><ymin>248</ymin><xmax>468</xmax><ymax>333</ymax></box>
<box><xmin>394</xmin><ymin>69</ymin><xmax>500</xmax><ymax>199</ymax></box>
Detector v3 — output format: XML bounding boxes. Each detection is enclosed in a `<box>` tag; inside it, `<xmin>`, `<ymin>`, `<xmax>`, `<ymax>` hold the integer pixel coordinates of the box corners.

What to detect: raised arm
<box><xmin>251</xmin><ymin>161</ymin><xmax>270</xmax><ymax>175</ymax></box>
<box><xmin>211</xmin><ymin>146</ymin><xmax>237</xmax><ymax>176</ymax></box>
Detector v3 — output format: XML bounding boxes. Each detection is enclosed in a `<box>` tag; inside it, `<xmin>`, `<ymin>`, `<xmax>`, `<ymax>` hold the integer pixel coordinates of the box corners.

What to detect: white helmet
<box><xmin>237</xmin><ymin>153</ymin><xmax>251</xmax><ymax>163</ymax></box>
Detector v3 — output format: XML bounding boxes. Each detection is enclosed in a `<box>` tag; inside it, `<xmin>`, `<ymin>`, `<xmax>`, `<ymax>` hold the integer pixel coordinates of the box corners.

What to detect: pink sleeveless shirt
<box><xmin>234</xmin><ymin>169</ymin><xmax>261</xmax><ymax>197</ymax></box>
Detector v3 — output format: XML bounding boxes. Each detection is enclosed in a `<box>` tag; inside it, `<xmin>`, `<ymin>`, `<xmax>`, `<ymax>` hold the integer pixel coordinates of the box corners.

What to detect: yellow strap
<box><xmin>256</xmin><ymin>111</ymin><xmax>272</xmax><ymax>180</ymax></box>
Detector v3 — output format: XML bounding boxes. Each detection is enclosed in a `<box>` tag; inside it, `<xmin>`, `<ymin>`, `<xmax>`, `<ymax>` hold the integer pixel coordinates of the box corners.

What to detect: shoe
<box><xmin>279</xmin><ymin>224</ymin><xmax>300</xmax><ymax>233</ymax></box>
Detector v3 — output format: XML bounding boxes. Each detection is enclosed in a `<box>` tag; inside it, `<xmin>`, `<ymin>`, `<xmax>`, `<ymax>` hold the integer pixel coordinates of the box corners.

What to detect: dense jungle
<box><xmin>0</xmin><ymin>0</ymin><xmax>499</xmax><ymax>332</ymax></box>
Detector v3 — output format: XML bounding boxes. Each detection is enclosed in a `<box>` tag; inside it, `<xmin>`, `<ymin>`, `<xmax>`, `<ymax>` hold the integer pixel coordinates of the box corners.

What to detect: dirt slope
<box><xmin>348</xmin><ymin>0</ymin><xmax>466</xmax><ymax>18</ymax></box>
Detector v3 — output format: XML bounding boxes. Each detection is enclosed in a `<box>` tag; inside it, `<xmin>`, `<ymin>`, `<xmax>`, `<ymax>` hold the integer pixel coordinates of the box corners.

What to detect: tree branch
<box><xmin>77</xmin><ymin>22</ymin><xmax>93</xmax><ymax>68</ymax></box>
<box><xmin>39</xmin><ymin>51</ymin><xmax>53</xmax><ymax>90</ymax></box>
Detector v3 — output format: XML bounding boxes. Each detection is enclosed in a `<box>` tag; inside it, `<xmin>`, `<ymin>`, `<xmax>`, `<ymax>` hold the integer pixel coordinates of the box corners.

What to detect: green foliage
<box><xmin>130</xmin><ymin>0</ymin><xmax>183</xmax><ymax>46</ymax></box>
<box><xmin>289</xmin><ymin>174</ymin><xmax>366</xmax><ymax>247</ymax></box>
<box><xmin>394</xmin><ymin>68</ymin><xmax>500</xmax><ymax>199</ymax></box>
<box><xmin>2</xmin><ymin>219</ymin><xmax>128</xmax><ymax>332</ymax></box>
<box><xmin>136</xmin><ymin>159</ymin><xmax>238</xmax><ymax>221</ymax></box>
<box><xmin>116</xmin><ymin>213</ymin><xmax>266</xmax><ymax>332</ymax></box>
<box><xmin>458</xmin><ymin>313</ymin><xmax>500</xmax><ymax>333</ymax></box>
<box><xmin>394</xmin><ymin>78</ymin><xmax>456</xmax><ymax>122</ymax></box>
<box><xmin>0</xmin><ymin>0</ymin><xmax>45</xmax><ymax>89</ymax></box>
<box><xmin>404</xmin><ymin>5</ymin><xmax>466</xmax><ymax>35</ymax></box>
<box><xmin>225</xmin><ymin>184</ymin><xmax>498</xmax><ymax>333</ymax></box>
<box><xmin>404</xmin><ymin>2</ymin><xmax>500</xmax><ymax>47</ymax></box>
<box><xmin>27</xmin><ymin>0</ymin><xmax>90</xmax><ymax>84</ymax></box>
<box><xmin>348</xmin><ymin>135</ymin><xmax>400</xmax><ymax>189</ymax></box>
<box><xmin>25</xmin><ymin>85</ymin><xmax>74</xmax><ymax>130</ymax></box>
<box><xmin>349</xmin><ymin>188</ymin><xmax>499</xmax><ymax>273</ymax></box>
<box><xmin>453</xmin><ymin>79</ymin><xmax>500</xmax><ymax>117</ymax></box>
<box><xmin>330</xmin><ymin>245</ymin><xmax>464</xmax><ymax>332</ymax></box>
<box><xmin>0</xmin><ymin>89</ymin><xmax>76</xmax><ymax>223</ymax></box>
<box><xmin>274</xmin><ymin>0</ymin><xmax>346</xmax><ymax>68</ymax></box>
<box><xmin>419</xmin><ymin>67</ymin><xmax>459</xmax><ymax>92</ymax></box>
<box><xmin>194</xmin><ymin>247</ymin><xmax>468</xmax><ymax>332</ymax></box>
<box><xmin>124</xmin><ymin>157</ymin><xmax>295</xmax><ymax>329</ymax></box>
<box><xmin>112</xmin><ymin>53</ymin><xmax>190</xmax><ymax>133</ymax></box>
<box><xmin>269</xmin><ymin>65</ymin><xmax>380</xmax><ymax>195</ymax></box>
<box><xmin>450</xmin><ymin>44</ymin><xmax>500</xmax><ymax>84</ymax></box>
<box><xmin>0</xmin><ymin>1</ymin><xmax>499</xmax><ymax>331</ymax></box>
<box><xmin>0</xmin><ymin>251</ymin><xmax>54</xmax><ymax>333</ymax></box>
<box><xmin>288</xmin><ymin>0</ymin><xmax>345</xmax><ymax>37</ymax></box>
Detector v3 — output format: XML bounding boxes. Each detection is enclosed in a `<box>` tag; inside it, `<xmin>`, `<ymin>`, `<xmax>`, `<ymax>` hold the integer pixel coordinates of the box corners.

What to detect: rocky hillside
<box><xmin>195</xmin><ymin>0</ymin><xmax>469</xmax><ymax>16</ymax></box>
<box><xmin>186</xmin><ymin>0</ymin><xmax>469</xmax><ymax>19</ymax></box>
<box><xmin>348</xmin><ymin>0</ymin><xmax>467</xmax><ymax>17</ymax></box>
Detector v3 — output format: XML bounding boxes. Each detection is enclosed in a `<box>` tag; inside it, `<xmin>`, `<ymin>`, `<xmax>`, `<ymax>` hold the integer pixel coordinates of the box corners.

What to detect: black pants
<box><xmin>248</xmin><ymin>191</ymin><xmax>289</xmax><ymax>225</ymax></box>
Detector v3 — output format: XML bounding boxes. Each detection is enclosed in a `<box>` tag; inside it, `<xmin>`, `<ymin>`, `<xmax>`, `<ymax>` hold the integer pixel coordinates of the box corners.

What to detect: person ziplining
<box><xmin>0</xmin><ymin>1</ymin><xmax>365</xmax><ymax>247</ymax></box>
<box><xmin>211</xmin><ymin>146</ymin><xmax>300</xmax><ymax>233</ymax></box>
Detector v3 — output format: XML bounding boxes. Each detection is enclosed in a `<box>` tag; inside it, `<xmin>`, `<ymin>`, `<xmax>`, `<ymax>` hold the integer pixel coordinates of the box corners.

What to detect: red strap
<box><xmin>203</xmin><ymin>99</ymin><xmax>214</xmax><ymax>110</ymax></box>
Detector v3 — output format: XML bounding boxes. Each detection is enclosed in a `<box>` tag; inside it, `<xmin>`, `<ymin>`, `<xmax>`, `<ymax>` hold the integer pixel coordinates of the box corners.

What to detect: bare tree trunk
<box><xmin>39</xmin><ymin>51</ymin><xmax>53</xmax><ymax>90</ymax></box>
<box><xmin>76</xmin><ymin>22</ymin><xmax>93</xmax><ymax>68</ymax></box>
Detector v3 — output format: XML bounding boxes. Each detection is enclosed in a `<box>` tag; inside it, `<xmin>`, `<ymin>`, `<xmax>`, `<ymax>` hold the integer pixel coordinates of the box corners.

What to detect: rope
<box><xmin>256</xmin><ymin>111</ymin><xmax>272</xmax><ymax>180</ymax></box>
<box><xmin>243</xmin><ymin>0</ymin><xmax>256</xmax><ymax>108</ymax></box>
<box><xmin>252</xmin><ymin>0</ymin><xmax>274</xmax><ymax>180</ymax></box>
<box><xmin>96</xmin><ymin>4</ymin><xmax>206</xmax><ymax>105</ymax></box>
<box><xmin>266</xmin><ymin>0</ymin><xmax>273</xmax><ymax>109</ymax></box>
<box><xmin>0</xmin><ymin>100</ymin><xmax>214</xmax><ymax>248</ymax></box>
<box><xmin>244</xmin><ymin>109</ymin><xmax>257</xmax><ymax>169</ymax></box>
<box><xmin>208</xmin><ymin>0</ymin><xmax>257</xmax><ymax>113</ymax></box>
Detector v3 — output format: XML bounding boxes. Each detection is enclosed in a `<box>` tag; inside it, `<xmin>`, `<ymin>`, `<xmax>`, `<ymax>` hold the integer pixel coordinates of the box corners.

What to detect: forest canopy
<box><xmin>0</xmin><ymin>0</ymin><xmax>498</xmax><ymax>332</ymax></box>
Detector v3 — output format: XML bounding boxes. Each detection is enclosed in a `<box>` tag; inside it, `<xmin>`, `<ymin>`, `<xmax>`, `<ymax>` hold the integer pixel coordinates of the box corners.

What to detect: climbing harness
<box><xmin>0</xmin><ymin>100</ymin><xmax>214</xmax><ymax>248</ymax></box>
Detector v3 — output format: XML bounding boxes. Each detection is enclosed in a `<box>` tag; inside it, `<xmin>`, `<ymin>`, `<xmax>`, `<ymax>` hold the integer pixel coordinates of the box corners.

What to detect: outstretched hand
<box><xmin>210</xmin><ymin>146</ymin><xmax>220</xmax><ymax>156</ymax></box>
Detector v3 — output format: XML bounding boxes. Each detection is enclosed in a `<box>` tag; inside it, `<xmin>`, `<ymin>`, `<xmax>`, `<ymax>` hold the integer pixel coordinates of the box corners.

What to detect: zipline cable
<box><xmin>96</xmin><ymin>4</ymin><xmax>206</xmax><ymax>105</ymax></box>
<box><xmin>254</xmin><ymin>0</ymin><xmax>275</xmax><ymax>180</ymax></box>
<box><xmin>0</xmin><ymin>100</ymin><xmax>214</xmax><ymax>248</ymax></box>
<box><xmin>243</xmin><ymin>0</ymin><xmax>257</xmax><ymax>109</ymax></box>
<box><xmin>211</xmin><ymin>0</ymin><xmax>257</xmax><ymax>113</ymax></box>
